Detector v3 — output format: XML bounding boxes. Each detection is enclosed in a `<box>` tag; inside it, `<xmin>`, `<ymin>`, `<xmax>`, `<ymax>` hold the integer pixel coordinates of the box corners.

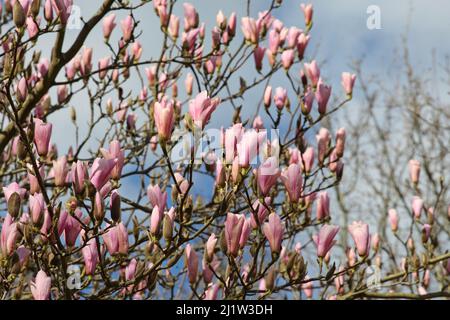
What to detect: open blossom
<box><xmin>280</xmin><ymin>163</ymin><xmax>303</xmax><ymax>203</ymax></box>
<box><xmin>52</xmin><ymin>0</ymin><xmax>73</xmax><ymax>25</ymax></box>
<box><xmin>3</xmin><ymin>182</ymin><xmax>27</xmax><ymax>202</ymax></box>
<box><xmin>1</xmin><ymin>214</ymin><xmax>18</xmax><ymax>256</ymax></box>
<box><xmin>304</xmin><ymin>60</ymin><xmax>320</xmax><ymax>86</ymax></box>
<box><xmin>263</xmin><ymin>213</ymin><xmax>284</xmax><ymax>254</ymax></box>
<box><xmin>348</xmin><ymin>221</ymin><xmax>371</xmax><ymax>257</ymax></box>
<box><xmin>30</xmin><ymin>270</ymin><xmax>51</xmax><ymax>300</ymax></box>
<box><xmin>89</xmin><ymin>158</ymin><xmax>117</xmax><ymax>190</ymax></box>
<box><xmin>256</xmin><ymin>157</ymin><xmax>281</xmax><ymax>196</ymax></box>
<box><xmin>241</xmin><ymin>17</ymin><xmax>258</xmax><ymax>43</ymax></box>
<box><xmin>314</xmin><ymin>224</ymin><xmax>339</xmax><ymax>258</ymax></box>
<box><xmin>100</xmin><ymin>140</ymin><xmax>124</xmax><ymax>180</ymax></box>
<box><xmin>188</xmin><ymin>91</ymin><xmax>220</xmax><ymax>129</ymax></box>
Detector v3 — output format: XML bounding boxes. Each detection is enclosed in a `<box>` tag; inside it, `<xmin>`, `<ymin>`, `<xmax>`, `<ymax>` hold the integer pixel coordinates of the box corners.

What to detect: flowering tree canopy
<box><xmin>0</xmin><ymin>0</ymin><xmax>448</xmax><ymax>301</ymax></box>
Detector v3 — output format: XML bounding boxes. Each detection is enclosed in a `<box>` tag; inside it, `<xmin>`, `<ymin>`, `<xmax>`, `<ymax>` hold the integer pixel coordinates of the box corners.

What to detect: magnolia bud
<box><xmin>110</xmin><ymin>191</ymin><xmax>121</xmax><ymax>222</ymax></box>
<box><xmin>31</xmin><ymin>0</ymin><xmax>41</xmax><ymax>17</ymax></box>
<box><xmin>13</xmin><ymin>1</ymin><xmax>26</xmax><ymax>28</ymax></box>
<box><xmin>163</xmin><ymin>214</ymin><xmax>173</xmax><ymax>241</ymax></box>
<box><xmin>8</xmin><ymin>192</ymin><xmax>21</xmax><ymax>218</ymax></box>
<box><xmin>265</xmin><ymin>267</ymin><xmax>276</xmax><ymax>291</ymax></box>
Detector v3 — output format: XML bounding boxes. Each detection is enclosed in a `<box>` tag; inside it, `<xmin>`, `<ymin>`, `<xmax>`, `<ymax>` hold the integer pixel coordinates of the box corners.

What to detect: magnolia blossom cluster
<box><xmin>0</xmin><ymin>0</ymin><xmax>448</xmax><ymax>301</ymax></box>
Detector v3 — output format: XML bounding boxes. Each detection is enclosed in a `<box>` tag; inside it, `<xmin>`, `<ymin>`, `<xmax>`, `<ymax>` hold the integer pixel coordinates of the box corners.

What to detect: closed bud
<box><xmin>110</xmin><ymin>190</ymin><xmax>121</xmax><ymax>222</ymax></box>
<box><xmin>219</xmin><ymin>229</ymin><xmax>227</xmax><ymax>254</ymax></box>
<box><xmin>31</xmin><ymin>0</ymin><xmax>41</xmax><ymax>17</ymax></box>
<box><xmin>163</xmin><ymin>214</ymin><xmax>173</xmax><ymax>242</ymax></box>
<box><xmin>265</xmin><ymin>267</ymin><xmax>276</xmax><ymax>291</ymax></box>
<box><xmin>13</xmin><ymin>1</ymin><xmax>26</xmax><ymax>28</ymax></box>
<box><xmin>93</xmin><ymin>192</ymin><xmax>105</xmax><ymax>222</ymax></box>
<box><xmin>8</xmin><ymin>192</ymin><xmax>21</xmax><ymax>218</ymax></box>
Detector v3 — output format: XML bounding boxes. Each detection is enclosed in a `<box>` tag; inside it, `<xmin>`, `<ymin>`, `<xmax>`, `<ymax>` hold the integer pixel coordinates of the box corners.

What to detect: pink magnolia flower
<box><xmin>98</xmin><ymin>56</ymin><xmax>110</xmax><ymax>80</ymax></box>
<box><xmin>89</xmin><ymin>158</ymin><xmax>117</xmax><ymax>190</ymax></box>
<box><xmin>29</xmin><ymin>193</ymin><xmax>45</xmax><ymax>225</ymax></box>
<box><xmin>335</xmin><ymin>128</ymin><xmax>346</xmax><ymax>157</ymax></box>
<box><xmin>16</xmin><ymin>77</ymin><xmax>28</xmax><ymax>102</ymax></box>
<box><xmin>341</xmin><ymin>72</ymin><xmax>356</xmax><ymax>96</ymax></box>
<box><xmin>82</xmin><ymin>238</ymin><xmax>98</xmax><ymax>275</ymax></box>
<box><xmin>3</xmin><ymin>182</ymin><xmax>27</xmax><ymax>202</ymax></box>
<box><xmin>302</xmin><ymin>276</ymin><xmax>313</xmax><ymax>298</ymax></box>
<box><xmin>348</xmin><ymin>221</ymin><xmax>371</xmax><ymax>257</ymax></box>
<box><xmin>102</xmin><ymin>224</ymin><xmax>119</xmax><ymax>255</ymax></box>
<box><xmin>256</xmin><ymin>156</ymin><xmax>281</xmax><ymax>196</ymax></box>
<box><xmin>408</xmin><ymin>159</ymin><xmax>421</xmax><ymax>185</ymax></box>
<box><xmin>228</xmin><ymin>12</ymin><xmax>237</xmax><ymax>37</ymax></box>
<box><xmin>52</xmin><ymin>156</ymin><xmax>68</xmax><ymax>187</ymax></box>
<box><xmin>302</xmin><ymin>88</ymin><xmax>314</xmax><ymax>114</ymax></box>
<box><xmin>33</xmin><ymin>118</ymin><xmax>52</xmax><ymax>157</ymax></box>
<box><xmin>388</xmin><ymin>209</ymin><xmax>399</xmax><ymax>232</ymax></box>
<box><xmin>183</xmin><ymin>3</ymin><xmax>199</xmax><ymax>31</ymax></box>
<box><xmin>316</xmin><ymin>191</ymin><xmax>330</xmax><ymax>220</ymax></box>
<box><xmin>237</xmin><ymin>130</ymin><xmax>265</xmax><ymax>168</ymax></box>
<box><xmin>154</xmin><ymin>96</ymin><xmax>175</xmax><ymax>141</ymax></box>
<box><xmin>281</xmin><ymin>49</ymin><xmax>295</xmax><ymax>70</ymax></box>
<box><xmin>263</xmin><ymin>213</ymin><xmax>284</xmax><ymax>254</ymax></box>
<box><xmin>300</xmin><ymin>3</ymin><xmax>313</xmax><ymax>26</ymax></box>
<box><xmin>313</xmin><ymin>224</ymin><xmax>339</xmax><ymax>258</ymax></box>
<box><xmin>253</xmin><ymin>116</ymin><xmax>264</xmax><ymax>130</ymax></box>
<box><xmin>239</xmin><ymin>218</ymin><xmax>251</xmax><ymax>249</ymax></box>
<box><xmin>302</xmin><ymin>147</ymin><xmax>315</xmax><ymax>173</ymax></box>
<box><xmin>316</xmin><ymin>128</ymin><xmax>331</xmax><ymax>166</ymax></box>
<box><xmin>304</xmin><ymin>60</ymin><xmax>320</xmax><ymax>86</ymax></box>
<box><xmin>264</xmin><ymin>86</ymin><xmax>272</xmax><ymax>108</ymax></box>
<box><xmin>64</xmin><ymin>209</ymin><xmax>83</xmax><ymax>247</ymax></box>
<box><xmin>412</xmin><ymin>196</ymin><xmax>424</xmax><ymax>219</ymax></box>
<box><xmin>204</xmin><ymin>233</ymin><xmax>218</xmax><ymax>263</ymax></box>
<box><xmin>224</xmin><ymin>212</ymin><xmax>246</xmax><ymax>257</ymax></box>
<box><xmin>26</xmin><ymin>16</ymin><xmax>38</xmax><ymax>38</ymax></box>
<box><xmin>297</xmin><ymin>33</ymin><xmax>310</xmax><ymax>60</ymax></box>
<box><xmin>422</xmin><ymin>224</ymin><xmax>431</xmax><ymax>243</ymax></box>
<box><xmin>121</xmin><ymin>15</ymin><xmax>134</xmax><ymax>42</ymax></box>
<box><xmin>254</xmin><ymin>46</ymin><xmax>265</xmax><ymax>71</ymax></box>
<box><xmin>117</xmin><ymin>222</ymin><xmax>129</xmax><ymax>254</ymax></box>
<box><xmin>280</xmin><ymin>163</ymin><xmax>303</xmax><ymax>203</ymax></box>
<box><xmin>185</xmin><ymin>243</ymin><xmax>198</xmax><ymax>284</ymax></box>
<box><xmin>169</xmin><ymin>14</ymin><xmax>180</xmax><ymax>39</ymax></box>
<box><xmin>30</xmin><ymin>270</ymin><xmax>51</xmax><ymax>300</ymax></box>
<box><xmin>102</xmin><ymin>14</ymin><xmax>116</xmax><ymax>39</ymax></box>
<box><xmin>150</xmin><ymin>206</ymin><xmax>162</xmax><ymax>236</ymax></box>
<box><xmin>241</xmin><ymin>17</ymin><xmax>258</xmax><ymax>43</ymax></box>
<box><xmin>147</xmin><ymin>184</ymin><xmax>167</xmax><ymax>216</ymax></box>
<box><xmin>1</xmin><ymin>214</ymin><xmax>18</xmax><ymax>256</ymax></box>
<box><xmin>51</xmin><ymin>0</ymin><xmax>72</xmax><ymax>25</ymax></box>
<box><xmin>250</xmin><ymin>197</ymin><xmax>271</xmax><ymax>229</ymax></box>
<box><xmin>188</xmin><ymin>91</ymin><xmax>220</xmax><ymax>129</ymax></box>
<box><xmin>100</xmin><ymin>140</ymin><xmax>124</xmax><ymax>180</ymax></box>
<box><xmin>185</xmin><ymin>73</ymin><xmax>194</xmax><ymax>96</ymax></box>
<box><xmin>315</xmin><ymin>78</ymin><xmax>332</xmax><ymax>114</ymax></box>
<box><xmin>44</xmin><ymin>0</ymin><xmax>53</xmax><ymax>21</ymax></box>
<box><xmin>273</xmin><ymin>87</ymin><xmax>287</xmax><ymax>110</ymax></box>
<box><xmin>71</xmin><ymin>161</ymin><xmax>87</xmax><ymax>195</ymax></box>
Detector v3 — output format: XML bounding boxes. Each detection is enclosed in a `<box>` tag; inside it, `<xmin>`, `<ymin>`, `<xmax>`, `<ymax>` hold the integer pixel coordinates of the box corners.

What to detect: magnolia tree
<box><xmin>0</xmin><ymin>0</ymin><xmax>447</xmax><ymax>301</ymax></box>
